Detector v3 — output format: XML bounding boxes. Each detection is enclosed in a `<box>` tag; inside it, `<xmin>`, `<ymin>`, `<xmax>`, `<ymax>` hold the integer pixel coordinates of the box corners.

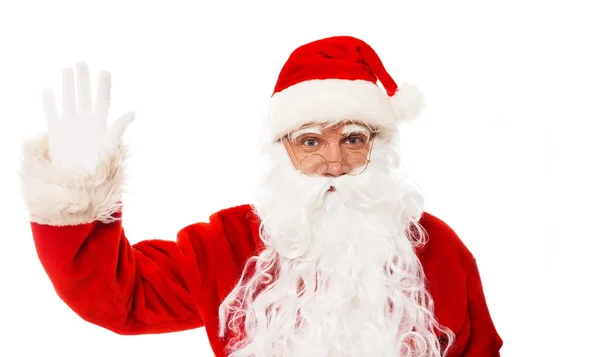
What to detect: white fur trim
<box><xmin>390</xmin><ymin>83</ymin><xmax>426</xmax><ymax>121</ymax></box>
<box><xmin>20</xmin><ymin>133</ymin><xmax>127</xmax><ymax>226</ymax></box>
<box><xmin>264</xmin><ymin>79</ymin><xmax>425</xmax><ymax>143</ymax></box>
<box><xmin>265</xmin><ymin>79</ymin><xmax>399</xmax><ymax>142</ymax></box>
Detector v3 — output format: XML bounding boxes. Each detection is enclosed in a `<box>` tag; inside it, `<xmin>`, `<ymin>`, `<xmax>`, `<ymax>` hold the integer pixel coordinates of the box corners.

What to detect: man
<box><xmin>20</xmin><ymin>36</ymin><xmax>502</xmax><ymax>356</ymax></box>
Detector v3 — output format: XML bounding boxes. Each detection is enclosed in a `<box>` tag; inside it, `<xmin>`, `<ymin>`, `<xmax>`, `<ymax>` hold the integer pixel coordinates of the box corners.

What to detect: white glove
<box><xmin>43</xmin><ymin>62</ymin><xmax>135</xmax><ymax>173</ymax></box>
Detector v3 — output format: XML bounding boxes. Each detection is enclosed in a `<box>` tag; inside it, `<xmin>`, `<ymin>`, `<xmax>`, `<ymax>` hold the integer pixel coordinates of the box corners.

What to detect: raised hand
<box><xmin>43</xmin><ymin>62</ymin><xmax>135</xmax><ymax>172</ymax></box>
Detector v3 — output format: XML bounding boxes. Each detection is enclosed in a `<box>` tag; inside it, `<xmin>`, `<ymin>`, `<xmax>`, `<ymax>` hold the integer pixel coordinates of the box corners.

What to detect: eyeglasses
<box><xmin>283</xmin><ymin>137</ymin><xmax>375</xmax><ymax>176</ymax></box>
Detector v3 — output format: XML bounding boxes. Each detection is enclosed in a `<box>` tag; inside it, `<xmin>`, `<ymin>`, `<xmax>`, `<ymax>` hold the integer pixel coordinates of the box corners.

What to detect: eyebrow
<box><xmin>342</xmin><ymin>124</ymin><xmax>371</xmax><ymax>137</ymax></box>
<box><xmin>289</xmin><ymin>125</ymin><xmax>322</xmax><ymax>142</ymax></box>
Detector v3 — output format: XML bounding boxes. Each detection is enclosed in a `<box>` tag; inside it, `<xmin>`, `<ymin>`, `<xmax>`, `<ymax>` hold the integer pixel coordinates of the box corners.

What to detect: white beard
<box><xmin>218</xmin><ymin>139</ymin><xmax>454</xmax><ymax>357</ymax></box>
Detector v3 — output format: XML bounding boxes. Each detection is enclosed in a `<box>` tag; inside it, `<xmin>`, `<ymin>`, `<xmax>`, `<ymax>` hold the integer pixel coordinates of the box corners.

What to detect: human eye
<box><xmin>301</xmin><ymin>137</ymin><xmax>320</xmax><ymax>148</ymax></box>
<box><xmin>344</xmin><ymin>135</ymin><xmax>366</xmax><ymax>146</ymax></box>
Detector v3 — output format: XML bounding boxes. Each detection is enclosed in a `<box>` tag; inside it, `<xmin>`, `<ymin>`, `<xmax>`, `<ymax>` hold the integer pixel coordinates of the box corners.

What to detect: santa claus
<box><xmin>20</xmin><ymin>36</ymin><xmax>503</xmax><ymax>356</ymax></box>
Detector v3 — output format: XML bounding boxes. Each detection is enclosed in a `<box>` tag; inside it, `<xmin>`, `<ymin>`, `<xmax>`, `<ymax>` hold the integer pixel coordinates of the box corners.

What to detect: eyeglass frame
<box><xmin>282</xmin><ymin>134</ymin><xmax>376</xmax><ymax>176</ymax></box>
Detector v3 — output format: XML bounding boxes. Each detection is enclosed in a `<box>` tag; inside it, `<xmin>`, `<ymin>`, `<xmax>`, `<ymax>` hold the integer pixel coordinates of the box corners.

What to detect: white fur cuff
<box><xmin>20</xmin><ymin>133</ymin><xmax>127</xmax><ymax>226</ymax></box>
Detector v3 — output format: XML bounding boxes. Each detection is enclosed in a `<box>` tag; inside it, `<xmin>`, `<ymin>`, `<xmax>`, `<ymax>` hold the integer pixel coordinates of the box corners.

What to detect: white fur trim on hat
<box><xmin>20</xmin><ymin>133</ymin><xmax>126</xmax><ymax>226</ymax></box>
<box><xmin>264</xmin><ymin>79</ymin><xmax>424</xmax><ymax>142</ymax></box>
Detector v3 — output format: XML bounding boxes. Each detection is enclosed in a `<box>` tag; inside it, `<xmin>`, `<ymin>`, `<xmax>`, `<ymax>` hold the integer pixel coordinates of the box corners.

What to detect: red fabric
<box><xmin>272</xmin><ymin>36</ymin><xmax>399</xmax><ymax>96</ymax></box>
<box><xmin>30</xmin><ymin>204</ymin><xmax>502</xmax><ymax>356</ymax></box>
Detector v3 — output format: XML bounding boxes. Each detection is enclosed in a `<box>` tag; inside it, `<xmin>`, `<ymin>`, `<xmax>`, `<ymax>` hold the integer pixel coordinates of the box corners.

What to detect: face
<box><xmin>218</xmin><ymin>121</ymin><xmax>453</xmax><ymax>357</ymax></box>
<box><xmin>283</xmin><ymin>122</ymin><xmax>374</xmax><ymax>177</ymax></box>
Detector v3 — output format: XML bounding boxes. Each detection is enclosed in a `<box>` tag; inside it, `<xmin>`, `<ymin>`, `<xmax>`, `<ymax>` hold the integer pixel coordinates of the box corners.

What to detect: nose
<box><xmin>324</xmin><ymin>146</ymin><xmax>345</xmax><ymax>177</ymax></box>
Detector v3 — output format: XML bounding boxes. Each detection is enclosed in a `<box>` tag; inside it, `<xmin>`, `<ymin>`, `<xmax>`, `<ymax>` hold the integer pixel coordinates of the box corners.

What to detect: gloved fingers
<box><xmin>94</xmin><ymin>70</ymin><xmax>111</xmax><ymax>119</ymax></box>
<box><xmin>75</xmin><ymin>62</ymin><xmax>93</xmax><ymax>114</ymax></box>
<box><xmin>62</xmin><ymin>67</ymin><xmax>76</xmax><ymax>117</ymax></box>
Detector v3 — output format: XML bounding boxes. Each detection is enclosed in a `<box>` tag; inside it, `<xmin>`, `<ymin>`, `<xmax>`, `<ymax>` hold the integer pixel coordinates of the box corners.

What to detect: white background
<box><xmin>1</xmin><ymin>0</ymin><xmax>599</xmax><ymax>356</ymax></box>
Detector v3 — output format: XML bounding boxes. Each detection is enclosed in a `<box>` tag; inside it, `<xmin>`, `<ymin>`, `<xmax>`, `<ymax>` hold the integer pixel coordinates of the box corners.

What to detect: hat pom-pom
<box><xmin>390</xmin><ymin>83</ymin><xmax>426</xmax><ymax>121</ymax></box>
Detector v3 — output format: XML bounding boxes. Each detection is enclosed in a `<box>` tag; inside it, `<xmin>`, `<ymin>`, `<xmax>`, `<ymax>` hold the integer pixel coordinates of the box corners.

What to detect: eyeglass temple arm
<box><xmin>367</xmin><ymin>137</ymin><xmax>375</xmax><ymax>162</ymax></box>
<box><xmin>282</xmin><ymin>137</ymin><xmax>300</xmax><ymax>168</ymax></box>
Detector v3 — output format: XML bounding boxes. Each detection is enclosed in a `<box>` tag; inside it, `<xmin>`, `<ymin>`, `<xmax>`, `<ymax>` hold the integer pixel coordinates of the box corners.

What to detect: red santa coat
<box><xmin>29</xmin><ymin>203</ymin><xmax>502</xmax><ymax>356</ymax></box>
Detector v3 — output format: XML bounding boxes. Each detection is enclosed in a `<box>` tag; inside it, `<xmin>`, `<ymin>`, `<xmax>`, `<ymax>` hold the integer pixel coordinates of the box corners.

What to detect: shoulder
<box><xmin>213</xmin><ymin>203</ymin><xmax>257</xmax><ymax>222</ymax></box>
<box><xmin>170</xmin><ymin>204</ymin><xmax>258</xmax><ymax>302</ymax></box>
<box><xmin>212</xmin><ymin>204</ymin><xmax>259</xmax><ymax>240</ymax></box>
<box><xmin>419</xmin><ymin>211</ymin><xmax>459</xmax><ymax>240</ymax></box>
<box><xmin>178</xmin><ymin>203</ymin><xmax>260</xmax><ymax>261</ymax></box>
<box><xmin>416</xmin><ymin>211</ymin><xmax>474</xmax><ymax>264</ymax></box>
<box><xmin>179</xmin><ymin>204</ymin><xmax>255</xmax><ymax>235</ymax></box>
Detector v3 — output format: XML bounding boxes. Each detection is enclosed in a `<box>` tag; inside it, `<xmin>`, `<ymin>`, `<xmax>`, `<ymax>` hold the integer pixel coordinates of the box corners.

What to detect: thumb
<box><xmin>105</xmin><ymin>111</ymin><xmax>135</xmax><ymax>149</ymax></box>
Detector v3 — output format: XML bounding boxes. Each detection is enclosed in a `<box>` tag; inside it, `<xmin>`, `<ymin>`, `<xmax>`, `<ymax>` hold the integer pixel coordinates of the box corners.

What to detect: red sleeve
<box><xmin>21</xmin><ymin>133</ymin><xmax>207</xmax><ymax>335</ymax></box>
<box><xmin>31</xmin><ymin>218</ymin><xmax>207</xmax><ymax>335</ymax></box>
<box><xmin>461</xmin><ymin>258</ymin><xmax>503</xmax><ymax>356</ymax></box>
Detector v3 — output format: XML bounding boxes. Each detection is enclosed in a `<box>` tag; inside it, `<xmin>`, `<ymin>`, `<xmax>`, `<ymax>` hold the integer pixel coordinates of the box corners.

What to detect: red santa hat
<box><xmin>265</xmin><ymin>35</ymin><xmax>425</xmax><ymax>142</ymax></box>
